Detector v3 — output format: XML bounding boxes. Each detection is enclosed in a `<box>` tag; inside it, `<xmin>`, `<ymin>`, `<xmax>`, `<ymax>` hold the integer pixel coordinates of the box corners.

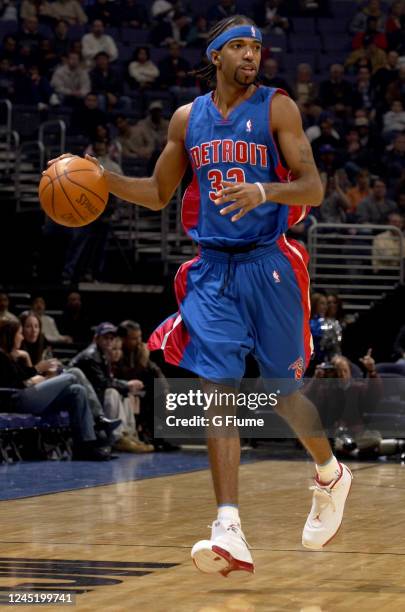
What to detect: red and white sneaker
<box><xmin>302</xmin><ymin>462</ymin><xmax>353</xmax><ymax>550</ymax></box>
<box><xmin>191</xmin><ymin>520</ymin><xmax>254</xmax><ymax>577</ymax></box>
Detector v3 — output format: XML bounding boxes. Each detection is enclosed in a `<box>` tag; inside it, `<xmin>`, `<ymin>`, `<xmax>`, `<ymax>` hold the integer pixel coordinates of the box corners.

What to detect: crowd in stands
<box><xmin>1</xmin><ymin>0</ymin><xmax>403</xmax><ymax>280</ymax></box>
<box><xmin>0</xmin><ymin>290</ymin><xmax>177</xmax><ymax>460</ymax></box>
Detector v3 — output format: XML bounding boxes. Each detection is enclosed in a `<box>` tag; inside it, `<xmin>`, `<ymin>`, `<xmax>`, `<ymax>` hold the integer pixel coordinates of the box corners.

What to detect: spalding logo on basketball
<box><xmin>38</xmin><ymin>156</ymin><xmax>109</xmax><ymax>227</ymax></box>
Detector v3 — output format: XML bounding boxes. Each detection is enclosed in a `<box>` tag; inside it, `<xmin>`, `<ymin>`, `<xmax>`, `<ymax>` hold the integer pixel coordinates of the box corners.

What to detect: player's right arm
<box><xmin>47</xmin><ymin>104</ymin><xmax>191</xmax><ymax>211</ymax></box>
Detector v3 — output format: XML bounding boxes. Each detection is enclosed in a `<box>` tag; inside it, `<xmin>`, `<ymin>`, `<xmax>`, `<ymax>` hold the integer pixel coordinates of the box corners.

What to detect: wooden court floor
<box><xmin>0</xmin><ymin>459</ymin><xmax>404</xmax><ymax>612</ymax></box>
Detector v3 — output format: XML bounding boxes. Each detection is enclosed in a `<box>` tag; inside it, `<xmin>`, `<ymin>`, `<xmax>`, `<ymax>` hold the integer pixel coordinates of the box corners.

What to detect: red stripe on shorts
<box><xmin>277</xmin><ymin>235</ymin><xmax>312</xmax><ymax>367</ymax></box>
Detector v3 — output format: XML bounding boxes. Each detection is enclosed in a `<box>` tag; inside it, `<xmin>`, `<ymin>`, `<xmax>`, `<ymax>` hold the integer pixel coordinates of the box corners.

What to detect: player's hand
<box><xmin>45</xmin><ymin>154</ymin><xmax>102</xmax><ymax>173</ymax></box>
<box><xmin>213</xmin><ymin>181</ymin><xmax>265</xmax><ymax>222</ymax></box>
<box><xmin>46</xmin><ymin>152</ymin><xmax>76</xmax><ymax>168</ymax></box>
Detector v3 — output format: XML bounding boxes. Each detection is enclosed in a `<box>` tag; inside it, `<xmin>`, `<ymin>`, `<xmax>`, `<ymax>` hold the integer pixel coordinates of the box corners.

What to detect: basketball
<box><xmin>38</xmin><ymin>156</ymin><xmax>109</xmax><ymax>227</ymax></box>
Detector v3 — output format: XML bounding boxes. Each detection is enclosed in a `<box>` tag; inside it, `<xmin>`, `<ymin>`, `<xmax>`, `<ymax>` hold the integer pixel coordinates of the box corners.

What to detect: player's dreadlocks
<box><xmin>192</xmin><ymin>14</ymin><xmax>257</xmax><ymax>88</ymax></box>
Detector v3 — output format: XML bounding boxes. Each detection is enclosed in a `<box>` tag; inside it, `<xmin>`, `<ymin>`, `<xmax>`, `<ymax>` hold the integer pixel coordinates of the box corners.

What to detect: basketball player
<box><xmin>48</xmin><ymin>15</ymin><xmax>352</xmax><ymax>576</ymax></box>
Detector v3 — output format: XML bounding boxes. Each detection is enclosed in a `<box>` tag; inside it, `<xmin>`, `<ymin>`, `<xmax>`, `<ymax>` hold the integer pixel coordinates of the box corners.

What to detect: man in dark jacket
<box><xmin>70</xmin><ymin>322</ymin><xmax>152</xmax><ymax>453</ymax></box>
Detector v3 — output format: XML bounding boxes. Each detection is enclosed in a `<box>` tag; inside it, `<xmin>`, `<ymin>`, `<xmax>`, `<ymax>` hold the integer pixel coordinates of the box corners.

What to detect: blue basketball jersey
<box><xmin>182</xmin><ymin>86</ymin><xmax>305</xmax><ymax>248</ymax></box>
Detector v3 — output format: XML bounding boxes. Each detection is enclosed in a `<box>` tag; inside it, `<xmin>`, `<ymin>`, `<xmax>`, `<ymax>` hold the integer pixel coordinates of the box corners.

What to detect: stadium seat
<box><xmin>376</xmin><ymin>363</ymin><xmax>405</xmax><ymax>377</ymax></box>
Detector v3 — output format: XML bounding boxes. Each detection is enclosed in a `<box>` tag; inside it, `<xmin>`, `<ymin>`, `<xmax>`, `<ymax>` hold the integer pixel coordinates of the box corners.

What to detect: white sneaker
<box><xmin>302</xmin><ymin>463</ymin><xmax>353</xmax><ymax>550</ymax></box>
<box><xmin>191</xmin><ymin>520</ymin><xmax>254</xmax><ymax>577</ymax></box>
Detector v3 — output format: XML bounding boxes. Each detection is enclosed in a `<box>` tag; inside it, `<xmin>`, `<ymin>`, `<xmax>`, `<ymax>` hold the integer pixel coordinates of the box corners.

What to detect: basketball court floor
<box><xmin>0</xmin><ymin>452</ymin><xmax>404</xmax><ymax>611</ymax></box>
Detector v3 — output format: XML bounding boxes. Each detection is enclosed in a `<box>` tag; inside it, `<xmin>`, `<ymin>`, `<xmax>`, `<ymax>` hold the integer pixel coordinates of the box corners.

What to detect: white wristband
<box><xmin>254</xmin><ymin>182</ymin><xmax>266</xmax><ymax>204</ymax></box>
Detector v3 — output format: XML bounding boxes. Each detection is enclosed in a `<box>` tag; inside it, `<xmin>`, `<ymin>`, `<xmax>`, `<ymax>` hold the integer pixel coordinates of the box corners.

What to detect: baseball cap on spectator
<box><xmin>95</xmin><ymin>322</ymin><xmax>117</xmax><ymax>336</ymax></box>
<box><xmin>148</xmin><ymin>100</ymin><xmax>163</xmax><ymax>111</ymax></box>
<box><xmin>319</xmin><ymin>144</ymin><xmax>336</xmax><ymax>154</ymax></box>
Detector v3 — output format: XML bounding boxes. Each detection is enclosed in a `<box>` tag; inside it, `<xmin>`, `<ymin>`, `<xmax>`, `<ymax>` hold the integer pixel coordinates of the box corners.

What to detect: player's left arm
<box><xmin>215</xmin><ymin>94</ymin><xmax>324</xmax><ymax>222</ymax></box>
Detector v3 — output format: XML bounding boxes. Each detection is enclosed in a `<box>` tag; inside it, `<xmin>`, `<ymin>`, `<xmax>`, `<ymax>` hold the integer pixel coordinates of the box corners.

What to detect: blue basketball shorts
<box><xmin>148</xmin><ymin>236</ymin><xmax>312</xmax><ymax>389</ymax></box>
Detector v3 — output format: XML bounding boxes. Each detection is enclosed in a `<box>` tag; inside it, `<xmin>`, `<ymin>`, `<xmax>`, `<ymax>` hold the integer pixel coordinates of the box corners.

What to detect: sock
<box><xmin>316</xmin><ymin>455</ymin><xmax>341</xmax><ymax>484</ymax></box>
<box><xmin>217</xmin><ymin>504</ymin><xmax>240</xmax><ymax>523</ymax></box>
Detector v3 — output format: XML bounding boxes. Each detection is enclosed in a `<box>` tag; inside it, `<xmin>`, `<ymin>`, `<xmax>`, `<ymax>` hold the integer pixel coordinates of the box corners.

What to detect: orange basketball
<box><xmin>38</xmin><ymin>156</ymin><xmax>109</xmax><ymax>227</ymax></box>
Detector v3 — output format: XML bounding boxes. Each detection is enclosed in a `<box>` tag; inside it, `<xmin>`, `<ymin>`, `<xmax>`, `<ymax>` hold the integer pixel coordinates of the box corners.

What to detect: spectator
<box><xmin>20</xmin><ymin>0</ymin><xmax>39</xmax><ymax>20</ymax></box>
<box><xmin>307</xmin><ymin>351</ymin><xmax>381</xmax><ymax>442</ymax></box>
<box><xmin>15</xmin><ymin>16</ymin><xmax>43</xmax><ymax>59</ymax></box>
<box><xmin>346</xmin><ymin>40</ymin><xmax>386</xmax><ymax>75</ymax></box>
<box><xmin>386</xmin><ymin>65</ymin><xmax>405</xmax><ymax>106</ymax></box>
<box><xmin>382</xmin><ymin>133</ymin><xmax>405</xmax><ymax>190</ymax></box>
<box><xmin>30</xmin><ymin>295</ymin><xmax>73</xmax><ymax>344</ymax></box>
<box><xmin>311</xmin><ymin>117</ymin><xmax>341</xmax><ymax>159</ymax></box>
<box><xmin>207</xmin><ymin>0</ymin><xmax>237</xmax><ymax>26</ymax></box>
<box><xmin>0</xmin><ymin>319</ymin><xmax>110</xmax><ymax>460</ymax></box>
<box><xmin>81</xmin><ymin>19</ymin><xmax>118</xmax><ymax>68</ymax></box>
<box><xmin>293</xmin><ymin>62</ymin><xmax>319</xmax><ymax>108</ymax></box>
<box><xmin>319</xmin><ymin>64</ymin><xmax>354</xmax><ymax>115</ymax></box>
<box><xmin>158</xmin><ymin>40</ymin><xmax>192</xmax><ymax>89</ymax></box>
<box><xmin>387</xmin><ymin>8</ymin><xmax>405</xmax><ymax>54</ymax></box>
<box><xmin>13</xmin><ymin>64</ymin><xmax>52</xmax><ymax>106</ymax></box>
<box><xmin>0</xmin><ymin>58</ymin><xmax>14</xmax><ymax>98</ymax></box>
<box><xmin>372</xmin><ymin>212</ymin><xmax>405</xmax><ymax>273</ymax></box>
<box><xmin>349</xmin><ymin>0</ymin><xmax>386</xmax><ymax>34</ymax></box>
<box><xmin>135</xmin><ymin>100</ymin><xmax>169</xmax><ymax>156</ymax></box>
<box><xmin>352</xmin><ymin>67</ymin><xmax>375</xmax><ymax>110</ymax></box>
<box><xmin>317</xmin><ymin>144</ymin><xmax>340</xmax><ymax>176</ymax></box>
<box><xmin>383</xmin><ymin>100</ymin><xmax>405</xmax><ymax>138</ymax></box>
<box><xmin>371</xmin><ymin>50</ymin><xmax>399</xmax><ymax>102</ymax></box>
<box><xmin>116</xmin><ymin>320</ymin><xmax>174</xmax><ymax>450</ymax></box>
<box><xmin>70</xmin><ymin>322</ymin><xmax>153</xmax><ymax>453</ymax></box>
<box><xmin>40</xmin><ymin>0</ymin><xmax>87</xmax><ymax>26</ymax></box>
<box><xmin>52</xmin><ymin>20</ymin><xmax>71</xmax><ymax>58</ymax></box>
<box><xmin>150</xmin><ymin>0</ymin><xmax>176</xmax><ymax>46</ymax></box>
<box><xmin>253</xmin><ymin>0</ymin><xmax>291</xmax><ymax>35</ymax></box>
<box><xmin>71</xmin><ymin>92</ymin><xmax>107</xmax><ymax>139</ymax></box>
<box><xmin>18</xmin><ymin>310</ymin><xmax>122</xmax><ymax>444</ymax></box>
<box><xmin>119</xmin><ymin>0</ymin><xmax>148</xmax><ymax>29</ymax></box>
<box><xmin>352</xmin><ymin>16</ymin><xmax>388</xmax><ymax>51</ymax></box>
<box><xmin>38</xmin><ymin>38</ymin><xmax>58</xmax><ymax>77</ymax></box>
<box><xmin>260</xmin><ymin>57</ymin><xmax>293</xmax><ymax>96</ymax></box>
<box><xmin>0</xmin><ymin>0</ymin><xmax>17</xmax><ymax>21</ymax></box>
<box><xmin>0</xmin><ymin>35</ymin><xmax>19</xmax><ymax>65</ymax></box>
<box><xmin>186</xmin><ymin>15</ymin><xmax>209</xmax><ymax>48</ymax></box>
<box><xmin>347</xmin><ymin>169</ymin><xmax>371</xmax><ymax>214</ymax></box>
<box><xmin>128</xmin><ymin>46</ymin><xmax>159</xmax><ymax>89</ymax></box>
<box><xmin>50</xmin><ymin>51</ymin><xmax>90</xmax><ymax>105</ymax></box>
<box><xmin>84</xmin><ymin>123</ymin><xmax>120</xmax><ymax>161</ymax></box>
<box><xmin>87</xmin><ymin>0</ymin><xmax>115</xmax><ymax>26</ymax></box>
<box><xmin>110</xmin><ymin>335</ymin><xmax>154</xmax><ymax>451</ymax></box>
<box><xmin>357</xmin><ymin>178</ymin><xmax>398</xmax><ymax>224</ymax></box>
<box><xmin>0</xmin><ymin>292</ymin><xmax>18</xmax><ymax>322</ymax></box>
<box><xmin>326</xmin><ymin>292</ymin><xmax>346</xmax><ymax>325</ymax></box>
<box><xmin>90</xmin><ymin>51</ymin><xmax>122</xmax><ymax>111</ymax></box>
<box><xmin>20</xmin><ymin>310</ymin><xmax>52</xmax><ymax>364</ymax></box>
<box><xmin>320</xmin><ymin>172</ymin><xmax>351</xmax><ymax>223</ymax></box>
<box><xmin>385</xmin><ymin>0</ymin><xmax>404</xmax><ymax>34</ymax></box>
<box><xmin>115</xmin><ymin>114</ymin><xmax>154</xmax><ymax>160</ymax></box>
<box><xmin>60</xmin><ymin>292</ymin><xmax>91</xmax><ymax>344</ymax></box>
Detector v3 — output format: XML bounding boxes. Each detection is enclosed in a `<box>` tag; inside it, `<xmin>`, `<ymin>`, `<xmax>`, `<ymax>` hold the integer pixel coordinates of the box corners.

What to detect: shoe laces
<box><xmin>309</xmin><ymin>482</ymin><xmax>336</xmax><ymax>514</ymax></box>
<box><xmin>209</xmin><ymin>521</ymin><xmax>251</xmax><ymax>547</ymax></box>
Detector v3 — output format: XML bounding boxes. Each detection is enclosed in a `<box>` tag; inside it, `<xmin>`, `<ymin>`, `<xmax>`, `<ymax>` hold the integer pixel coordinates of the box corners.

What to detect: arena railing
<box><xmin>308</xmin><ymin>223</ymin><xmax>404</xmax><ymax>313</ymax></box>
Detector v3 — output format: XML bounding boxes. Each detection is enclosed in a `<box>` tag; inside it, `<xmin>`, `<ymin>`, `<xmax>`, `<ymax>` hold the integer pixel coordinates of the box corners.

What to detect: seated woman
<box><xmin>19</xmin><ymin>311</ymin><xmax>121</xmax><ymax>440</ymax></box>
<box><xmin>0</xmin><ymin>318</ymin><xmax>112</xmax><ymax>461</ymax></box>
